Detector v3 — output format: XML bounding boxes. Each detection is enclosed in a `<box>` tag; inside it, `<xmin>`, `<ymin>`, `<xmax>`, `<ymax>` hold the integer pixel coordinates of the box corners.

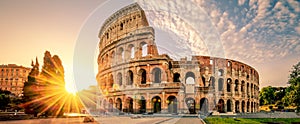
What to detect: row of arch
<box><xmin>100</xmin><ymin>68</ymin><xmax>258</xmax><ymax>97</ymax></box>
<box><xmin>100</xmin><ymin>42</ymin><xmax>148</xmax><ymax>67</ymax></box>
<box><xmin>99</xmin><ymin>96</ymin><xmax>259</xmax><ymax>114</ymax></box>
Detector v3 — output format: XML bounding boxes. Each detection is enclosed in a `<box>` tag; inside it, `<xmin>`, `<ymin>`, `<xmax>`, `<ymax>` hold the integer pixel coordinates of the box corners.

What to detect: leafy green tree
<box><xmin>259</xmin><ymin>86</ymin><xmax>276</xmax><ymax>105</ymax></box>
<box><xmin>283</xmin><ymin>61</ymin><xmax>300</xmax><ymax>111</ymax></box>
<box><xmin>0</xmin><ymin>90</ymin><xmax>11</xmax><ymax>111</ymax></box>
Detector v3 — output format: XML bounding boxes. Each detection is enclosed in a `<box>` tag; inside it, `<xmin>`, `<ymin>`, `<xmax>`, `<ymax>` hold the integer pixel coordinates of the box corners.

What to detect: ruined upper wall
<box><xmin>98</xmin><ymin>3</ymin><xmax>149</xmax><ymax>50</ymax></box>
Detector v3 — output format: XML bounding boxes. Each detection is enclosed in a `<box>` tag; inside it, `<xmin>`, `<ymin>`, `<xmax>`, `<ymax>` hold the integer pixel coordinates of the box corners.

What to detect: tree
<box><xmin>23</xmin><ymin>58</ymin><xmax>40</xmax><ymax>116</ymax></box>
<box><xmin>283</xmin><ymin>61</ymin><xmax>300</xmax><ymax>111</ymax></box>
<box><xmin>0</xmin><ymin>90</ymin><xmax>11</xmax><ymax>111</ymax></box>
<box><xmin>38</xmin><ymin>51</ymin><xmax>66</xmax><ymax>116</ymax></box>
<box><xmin>259</xmin><ymin>86</ymin><xmax>276</xmax><ymax>105</ymax></box>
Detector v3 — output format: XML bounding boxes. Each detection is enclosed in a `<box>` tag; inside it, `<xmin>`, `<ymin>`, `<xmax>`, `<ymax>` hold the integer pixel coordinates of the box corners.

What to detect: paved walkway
<box><xmin>0</xmin><ymin>117</ymin><xmax>205</xmax><ymax>124</ymax></box>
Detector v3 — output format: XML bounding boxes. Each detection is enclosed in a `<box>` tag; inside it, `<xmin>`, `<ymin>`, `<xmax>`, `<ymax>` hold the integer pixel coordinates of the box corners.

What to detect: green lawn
<box><xmin>204</xmin><ymin>117</ymin><xmax>300</xmax><ymax>124</ymax></box>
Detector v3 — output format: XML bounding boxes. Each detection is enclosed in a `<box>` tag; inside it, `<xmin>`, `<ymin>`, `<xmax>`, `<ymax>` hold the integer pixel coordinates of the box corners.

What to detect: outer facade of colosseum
<box><xmin>96</xmin><ymin>3</ymin><xmax>259</xmax><ymax>115</ymax></box>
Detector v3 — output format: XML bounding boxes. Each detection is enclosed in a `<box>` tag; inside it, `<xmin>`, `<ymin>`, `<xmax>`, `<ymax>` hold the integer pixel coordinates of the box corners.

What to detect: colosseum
<box><xmin>96</xmin><ymin>3</ymin><xmax>259</xmax><ymax>115</ymax></box>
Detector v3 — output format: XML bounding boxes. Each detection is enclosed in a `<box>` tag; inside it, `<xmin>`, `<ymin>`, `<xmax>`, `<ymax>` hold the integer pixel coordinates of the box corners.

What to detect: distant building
<box><xmin>0</xmin><ymin>64</ymin><xmax>31</xmax><ymax>96</ymax></box>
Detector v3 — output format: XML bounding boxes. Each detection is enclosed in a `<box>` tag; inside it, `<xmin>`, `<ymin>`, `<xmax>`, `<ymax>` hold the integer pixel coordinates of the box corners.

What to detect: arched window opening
<box><xmin>120</xmin><ymin>23</ymin><xmax>123</xmax><ymax>30</ymax></box>
<box><xmin>241</xmin><ymin>80</ymin><xmax>245</xmax><ymax>92</ymax></box>
<box><xmin>139</xmin><ymin>69</ymin><xmax>147</xmax><ymax>84</ymax></box>
<box><xmin>185</xmin><ymin>72</ymin><xmax>195</xmax><ymax>84</ymax></box>
<box><xmin>218</xmin><ymin>78</ymin><xmax>224</xmax><ymax>91</ymax></box>
<box><xmin>235</xmin><ymin>80</ymin><xmax>239</xmax><ymax>92</ymax></box>
<box><xmin>227</xmin><ymin>78</ymin><xmax>232</xmax><ymax>92</ymax></box>
<box><xmin>210</xmin><ymin>59</ymin><xmax>213</xmax><ymax>65</ymax></box>
<box><xmin>152</xmin><ymin>68</ymin><xmax>161</xmax><ymax>83</ymax></box>
<box><xmin>110</xmin><ymin>51</ymin><xmax>115</xmax><ymax>64</ymax></box>
<box><xmin>117</xmin><ymin>73</ymin><xmax>122</xmax><ymax>86</ymax></box>
<box><xmin>109</xmin><ymin>74</ymin><xmax>113</xmax><ymax>88</ymax></box>
<box><xmin>247</xmin><ymin>83</ymin><xmax>250</xmax><ymax>95</ymax></box>
<box><xmin>141</xmin><ymin>42</ymin><xmax>148</xmax><ymax>57</ymax></box>
<box><xmin>218</xmin><ymin>69</ymin><xmax>224</xmax><ymax>76</ymax></box>
<box><xmin>227</xmin><ymin>61</ymin><xmax>232</xmax><ymax>67</ymax></box>
<box><xmin>127</xmin><ymin>70</ymin><xmax>133</xmax><ymax>85</ymax></box>
<box><xmin>130</xmin><ymin>47</ymin><xmax>135</xmax><ymax>58</ymax></box>
<box><xmin>118</xmin><ymin>47</ymin><xmax>124</xmax><ymax>61</ymax></box>
<box><xmin>173</xmin><ymin>73</ymin><xmax>180</xmax><ymax>82</ymax></box>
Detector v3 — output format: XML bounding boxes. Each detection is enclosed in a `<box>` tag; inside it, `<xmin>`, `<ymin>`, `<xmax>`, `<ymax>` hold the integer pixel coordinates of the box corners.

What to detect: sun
<box><xmin>65</xmin><ymin>82</ymin><xmax>77</xmax><ymax>95</ymax></box>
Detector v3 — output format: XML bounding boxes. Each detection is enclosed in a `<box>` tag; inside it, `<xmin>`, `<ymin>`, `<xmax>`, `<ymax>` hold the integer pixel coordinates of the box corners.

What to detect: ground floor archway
<box><xmin>125</xmin><ymin>97</ymin><xmax>133</xmax><ymax>113</ymax></box>
<box><xmin>152</xmin><ymin>96</ymin><xmax>161</xmax><ymax>113</ymax></box>
<box><xmin>185</xmin><ymin>97</ymin><xmax>196</xmax><ymax>114</ymax></box>
<box><xmin>235</xmin><ymin>101</ymin><xmax>240</xmax><ymax>113</ymax></box>
<box><xmin>167</xmin><ymin>96</ymin><xmax>177</xmax><ymax>113</ymax></box>
<box><xmin>116</xmin><ymin>98</ymin><xmax>122</xmax><ymax>112</ymax></box>
<box><xmin>139</xmin><ymin>96</ymin><xmax>146</xmax><ymax>113</ymax></box>
<box><xmin>227</xmin><ymin>99</ymin><xmax>232</xmax><ymax>112</ymax></box>
<box><xmin>200</xmin><ymin>98</ymin><xmax>209</xmax><ymax>113</ymax></box>
<box><xmin>217</xmin><ymin>99</ymin><xmax>225</xmax><ymax>113</ymax></box>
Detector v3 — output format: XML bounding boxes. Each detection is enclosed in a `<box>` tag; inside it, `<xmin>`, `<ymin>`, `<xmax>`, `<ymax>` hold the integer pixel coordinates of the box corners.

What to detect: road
<box><xmin>0</xmin><ymin>117</ymin><xmax>205</xmax><ymax>124</ymax></box>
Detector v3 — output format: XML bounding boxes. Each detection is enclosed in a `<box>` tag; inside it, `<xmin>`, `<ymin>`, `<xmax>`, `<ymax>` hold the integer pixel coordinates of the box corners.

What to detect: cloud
<box><xmin>238</xmin><ymin>0</ymin><xmax>246</xmax><ymax>6</ymax></box>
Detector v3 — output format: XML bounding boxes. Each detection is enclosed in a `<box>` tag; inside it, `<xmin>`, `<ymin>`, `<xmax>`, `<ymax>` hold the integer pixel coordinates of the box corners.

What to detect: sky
<box><xmin>0</xmin><ymin>0</ymin><xmax>299</xmax><ymax>91</ymax></box>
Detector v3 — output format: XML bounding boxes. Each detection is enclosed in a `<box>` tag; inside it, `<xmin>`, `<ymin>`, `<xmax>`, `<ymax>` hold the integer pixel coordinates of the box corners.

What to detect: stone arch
<box><xmin>235</xmin><ymin>79</ymin><xmax>239</xmax><ymax>92</ymax></box>
<box><xmin>108</xmin><ymin>74</ymin><xmax>114</xmax><ymax>89</ymax></box>
<box><xmin>138</xmin><ymin>69</ymin><xmax>147</xmax><ymax>84</ymax></box>
<box><xmin>241</xmin><ymin>80</ymin><xmax>245</xmax><ymax>93</ymax></box>
<box><xmin>217</xmin><ymin>99</ymin><xmax>225</xmax><ymax>113</ymax></box>
<box><xmin>247</xmin><ymin>83</ymin><xmax>250</xmax><ymax>95</ymax></box>
<box><xmin>227</xmin><ymin>78</ymin><xmax>232</xmax><ymax>92</ymax></box>
<box><xmin>108</xmin><ymin>98</ymin><xmax>113</xmax><ymax>112</ymax></box>
<box><xmin>218</xmin><ymin>78</ymin><xmax>224</xmax><ymax>91</ymax></box>
<box><xmin>227</xmin><ymin>61</ymin><xmax>232</xmax><ymax>67</ymax></box>
<box><xmin>110</xmin><ymin>50</ymin><xmax>115</xmax><ymax>64</ymax></box>
<box><xmin>167</xmin><ymin>95</ymin><xmax>177</xmax><ymax>113</ymax></box>
<box><xmin>235</xmin><ymin>100</ymin><xmax>240</xmax><ymax>113</ymax></box>
<box><xmin>127</xmin><ymin>70</ymin><xmax>133</xmax><ymax>85</ymax></box>
<box><xmin>185</xmin><ymin>97</ymin><xmax>196</xmax><ymax>114</ymax></box>
<box><xmin>117</xmin><ymin>72</ymin><xmax>122</xmax><ymax>86</ymax></box>
<box><xmin>227</xmin><ymin>99</ymin><xmax>232</xmax><ymax>112</ymax></box>
<box><xmin>152</xmin><ymin>96</ymin><xmax>161</xmax><ymax>113</ymax></box>
<box><xmin>127</xmin><ymin>44</ymin><xmax>135</xmax><ymax>59</ymax></box>
<box><xmin>152</xmin><ymin>67</ymin><xmax>161</xmax><ymax>83</ymax></box>
<box><xmin>242</xmin><ymin>100</ymin><xmax>245</xmax><ymax>113</ymax></box>
<box><xmin>173</xmin><ymin>72</ymin><xmax>180</xmax><ymax>82</ymax></box>
<box><xmin>117</xmin><ymin>47</ymin><xmax>124</xmax><ymax>61</ymax></box>
<box><xmin>200</xmin><ymin>98</ymin><xmax>209</xmax><ymax>113</ymax></box>
<box><xmin>125</xmin><ymin>97</ymin><xmax>133</xmax><ymax>113</ymax></box>
<box><xmin>116</xmin><ymin>98</ymin><xmax>122</xmax><ymax>112</ymax></box>
<box><xmin>185</xmin><ymin>71</ymin><xmax>195</xmax><ymax>84</ymax></box>
<box><xmin>140</xmin><ymin>42</ymin><xmax>148</xmax><ymax>57</ymax></box>
<box><xmin>218</xmin><ymin>69</ymin><xmax>224</xmax><ymax>76</ymax></box>
<box><xmin>247</xmin><ymin>101</ymin><xmax>250</xmax><ymax>112</ymax></box>
<box><xmin>139</xmin><ymin>96</ymin><xmax>146</xmax><ymax>113</ymax></box>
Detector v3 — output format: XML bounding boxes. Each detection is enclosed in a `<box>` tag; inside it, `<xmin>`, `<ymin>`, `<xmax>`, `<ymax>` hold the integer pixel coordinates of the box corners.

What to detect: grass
<box><xmin>204</xmin><ymin>117</ymin><xmax>300</xmax><ymax>124</ymax></box>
